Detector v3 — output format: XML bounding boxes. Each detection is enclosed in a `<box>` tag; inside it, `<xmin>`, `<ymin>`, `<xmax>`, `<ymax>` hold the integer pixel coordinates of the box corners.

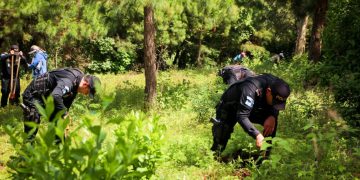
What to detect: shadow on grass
<box><xmin>218</xmin><ymin>148</ymin><xmax>266</xmax><ymax>166</ymax></box>
<box><xmin>0</xmin><ymin>105</ymin><xmax>23</xmax><ymax>135</ymax></box>
<box><xmin>105</xmin><ymin>83</ymin><xmax>145</xmax><ymax>113</ymax></box>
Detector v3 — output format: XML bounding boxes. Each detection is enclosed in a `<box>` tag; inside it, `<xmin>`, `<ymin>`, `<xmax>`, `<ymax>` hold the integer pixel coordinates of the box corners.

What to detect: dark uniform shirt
<box><xmin>221</xmin><ymin>74</ymin><xmax>279</xmax><ymax>138</ymax></box>
<box><xmin>0</xmin><ymin>53</ymin><xmax>27</xmax><ymax>79</ymax></box>
<box><xmin>24</xmin><ymin>68</ymin><xmax>84</xmax><ymax>117</ymax></box>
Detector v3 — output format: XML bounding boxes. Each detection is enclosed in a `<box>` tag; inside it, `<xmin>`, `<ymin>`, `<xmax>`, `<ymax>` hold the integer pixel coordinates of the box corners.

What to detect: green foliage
<box><xmin>5</xmin><ymin>96</ymin><xmax>165</xmax><ymax>179</ymax></box>
<box><xmin>166</xmin><ymin>135</ymin><xmax>214</xmax><ymax>168</ymax></box>
<box><xmin>157</xmin><ymin>76</ymin><xmax>191</xmax><ymax>110</ymax></box>
<box><xmin>191</xmin><ymin>77</ymin><xmax>224</xmax><ymax>123</ymax></box>
<box><xmin>86</xmin><ymin>37</ymin><xmax>135</xmax><ymax>74</ymax></box>
<box><xmin>241</xmin><ymin>42</ymin><xmax>270</xmax><ymax>61</ymax></box>
<box><xmin>320</xmin><ymin>0</ymin><xmax>360</xmax><ymax>127</ymax></box>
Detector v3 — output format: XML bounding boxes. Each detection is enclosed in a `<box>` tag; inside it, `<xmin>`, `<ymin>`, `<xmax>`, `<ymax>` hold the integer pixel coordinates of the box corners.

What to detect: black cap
<box><xmin>88</xmin><ymin>75</ymin><xmax>101</xmax><ymax>98</ymax></box>
<box><xmin>10</xmin><ymin>45</ymin><xmax>19</xmax><ymax>50</ymax></box>
<box><xmin>270</xmin><ymin>78</ymin><xmax>290</xmax><ymax>110</ymax></box>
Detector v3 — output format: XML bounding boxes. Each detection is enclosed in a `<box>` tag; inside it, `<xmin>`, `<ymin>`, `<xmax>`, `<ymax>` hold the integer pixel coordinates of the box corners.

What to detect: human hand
<box><xmin>256</xmin><ymin>133</ymin><xmax>264</xmax><ymax>148</ymax></box>
<box><xmin>10</xmin><ymin>50</ymin><xmax>14</xmax><ymax>54</ymax></box>
<box><xmin>19</xmin><ymin>51</ymin><xmax>23</xmax><ymax>56</ymax></box>
<box><xmin>263</xmin><ymin>116</ymin><xmax>276</xmax><ymax>137</ymax></box>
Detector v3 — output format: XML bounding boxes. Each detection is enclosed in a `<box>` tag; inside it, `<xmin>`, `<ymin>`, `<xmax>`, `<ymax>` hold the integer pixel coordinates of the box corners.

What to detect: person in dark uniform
<box><xmin>21</xmin><ymin>67</ymin><xmax>101</xmax><ymax>142</ymax></box>
<box><xmin>218</xmin><ymin>65</ymin><xmax>255</xmax><ymax>85</ymax></box>
<box><xmin>210</xmin><ymin>73</ymin><xmax>290</xmax><ymax>156</ymax></box>
<box><xmin>0</xmin><ymin>45</ymin><xmax>27</xmax><ymax>107</ymax></box>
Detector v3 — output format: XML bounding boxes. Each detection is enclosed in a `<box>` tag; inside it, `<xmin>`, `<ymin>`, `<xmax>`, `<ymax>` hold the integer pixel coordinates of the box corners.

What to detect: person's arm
<box><xmin>28</xmin><ymin>53</ymin><xmax>40</xmax><ymax>69</ymax></box>
<box><xmin>18</xmin><ymin>51</ymin><xmax>29</xmax><ymax>69</ymax></box>
<box><xmin>262</xmin><ymin>107</ymin><xmax>279</xmax><ymax>136</ymax></box>
<box><xmin>233</xmin><ymin>54</ymin><xmax>241</xmax><ymax>61</ymax></box>
<box><xmin>236</xmin><ymin>85</ymin><xmax>260</xmax><ymax>138</ymax></box>
<box><xmin>236</xmin><ymin>85</ymin><xmax>264</xmax><ymax>148</ymax></box>
<box><xmin>51</xmin><ymin>79</ymin><xmax>75</xmax><ymax>117</ymax></box>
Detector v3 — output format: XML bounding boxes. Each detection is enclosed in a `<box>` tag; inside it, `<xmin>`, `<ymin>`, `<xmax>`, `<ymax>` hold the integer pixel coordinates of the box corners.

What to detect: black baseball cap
<box><xmin>271</xmin><ymin>78</ymin><xmax>290</xmax><ymax>110</ymax></box>
<box><xmin>87</xmin><ymin>75</ymin><xmax>101</xmax><ymax>98</ymax></box>
<box><xmin>10</xmin><ymin>45</ymin><xmax>19</xmax><ymax>50</ymax></box>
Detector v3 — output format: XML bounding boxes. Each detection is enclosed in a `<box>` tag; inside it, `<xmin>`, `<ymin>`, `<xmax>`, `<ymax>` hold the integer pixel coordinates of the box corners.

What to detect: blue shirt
<box><xmin>29</xmin><ymin>51</ymin><xmax>48</xmax><ymax>78</ymax></box>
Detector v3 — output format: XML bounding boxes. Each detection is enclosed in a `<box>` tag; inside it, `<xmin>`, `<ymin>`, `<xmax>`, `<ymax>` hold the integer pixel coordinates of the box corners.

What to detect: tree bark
<box><xmin>294</xmin><ymin>15</ymin><xmax>309</xmax><ymax>55</ymax></box>
<box><xmin>144</xmin><ymin>5</ymin><xmax>157</xmax><ymax>110</ymax></box>
<box><xmin>308</xmin><ymin>0</ymin><xmax>328</xmax><ymax>62</ymax></box>
<box><xmin>195</xmin><ymin>31</ymin><xmax>203</xmax><ymax>67</ymax></box>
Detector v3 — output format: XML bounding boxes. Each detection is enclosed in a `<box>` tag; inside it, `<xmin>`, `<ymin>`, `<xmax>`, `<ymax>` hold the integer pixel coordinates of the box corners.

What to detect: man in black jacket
<box><xmin>21</xmin><ymin>67</ymin><xmax>100</xmax><ymax>142</ymax></box>
<box><xmin>211</xmin><ymin>73</ymin><xmax>290</xmax><ymax>155</ymax></box>
<box><xmin>0</xmin><ymin>45</ymin><xmax>27</xmax><ymax>107</ymax></box>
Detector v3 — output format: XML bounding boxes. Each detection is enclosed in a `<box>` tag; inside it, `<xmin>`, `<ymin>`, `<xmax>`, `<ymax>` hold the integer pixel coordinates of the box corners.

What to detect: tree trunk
<box><xmin>308</xmin><ymin>0</ymin><xmax>328</xmax><ymax>62</ymax></box>
<box><xmin>144</xmin><ymin>5</ymin><xmax>157</xmax><ymax>110</ymax></box>
<box><xmin>294</xmin><ymin>15</ymin><xmax>309</xmax><ymax>55</ymax></box>
<box><xmin>195</xmin><ymin>31</ymin><xmax>203</xmax><ymax>67</ymax></box>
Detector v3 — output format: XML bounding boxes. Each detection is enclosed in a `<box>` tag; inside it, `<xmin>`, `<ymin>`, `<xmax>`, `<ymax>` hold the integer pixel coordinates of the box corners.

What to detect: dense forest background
<box><xmin>1</xmin><ymin>0</ymin><xmax>358</xmax><ymax>126</ymax></box>
<box><xmin>0</xmin><ymin>0</ymin><xmax>359</xmax><ymax>179</ymax></box>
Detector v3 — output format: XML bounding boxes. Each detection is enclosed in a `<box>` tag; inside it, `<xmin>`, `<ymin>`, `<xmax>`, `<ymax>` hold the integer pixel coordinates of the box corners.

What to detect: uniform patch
<box><xmin>62</xmin><ymin>86</ymin><xmax>70</xmax><ymax>95</ymax></box>
<box><xmin>245</xmin><ymin>96</ymin><xmax>254</xmax><ymax>108</ymax></box>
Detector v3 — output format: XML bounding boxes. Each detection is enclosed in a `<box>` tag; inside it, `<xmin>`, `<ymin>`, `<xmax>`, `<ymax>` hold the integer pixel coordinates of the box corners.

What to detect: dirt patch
<box><xmin>0</xmin><ymin>164</ymin><xmax>5</xmax><ymax>171</ymax></box>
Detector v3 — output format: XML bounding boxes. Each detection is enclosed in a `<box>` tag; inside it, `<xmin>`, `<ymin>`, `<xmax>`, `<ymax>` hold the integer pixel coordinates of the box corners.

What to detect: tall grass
<box><xmin>0</xmin><ymin>58</ymin><xmax>359</xmax><ymax>179</ymax></box>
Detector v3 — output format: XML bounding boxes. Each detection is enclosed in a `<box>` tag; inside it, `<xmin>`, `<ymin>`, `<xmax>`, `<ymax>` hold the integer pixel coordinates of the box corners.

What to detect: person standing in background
<box><xmin>28</xmin><ymin>45</ymin><xmax>48</xmax><ymax>79</ymax></box>
<box><xmin>0</xmin><ymin>45</ymin><xmax>27</xmax><ymax>107</ymax></box>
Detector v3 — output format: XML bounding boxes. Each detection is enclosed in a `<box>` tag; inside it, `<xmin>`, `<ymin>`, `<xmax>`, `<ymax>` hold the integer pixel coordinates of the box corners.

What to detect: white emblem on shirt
<box><xmin>245</xmin><ymin>96</ymin><xmax>254</xmax><ymax>108</ymax></box>
<box><xmin>62</xmin><ymin>86</ymin><xmax>70</xmax><ymax>95</ymax></box>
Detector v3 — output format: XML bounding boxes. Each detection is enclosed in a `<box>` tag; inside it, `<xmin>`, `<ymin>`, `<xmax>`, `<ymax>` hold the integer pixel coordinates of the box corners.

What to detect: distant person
<box><xmin>28</xmin><ymin>45</ymin><xmax>48</xmax><ymax>79</ymax></box>
<box><xmin>218</xmin><ymin>65</ymin><xmax>255</xmax><ymax>85</ymax></box>
<box><xmin>0</xmin><ymin>45</ymin><xmax>27</xmax><ymax>107</ymax></box>
<box><xmin>210</xmin><ymin>74</ymin><xmax>290</xmax><ymax>157</ymax></box>
<box><xmin>21</xmin><ymin>68</ymin><xmax>100</xmax><ymax>143</ymax></box>
<box><xmin>233</xmin><ymin>51</ymin><xmax>247</xmax><ymax>63</ymax></box>
<box><xmin>270</xmin><ymin>52</ymin><xmax>284</xmax><ymax>64</ymax></box>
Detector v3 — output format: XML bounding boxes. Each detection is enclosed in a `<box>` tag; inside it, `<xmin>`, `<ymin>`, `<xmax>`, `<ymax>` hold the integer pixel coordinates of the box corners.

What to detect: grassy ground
<box><xmin>0</xmin><ymin>64</ymin><xmax>359</xmax><ymax>179</ymax></box>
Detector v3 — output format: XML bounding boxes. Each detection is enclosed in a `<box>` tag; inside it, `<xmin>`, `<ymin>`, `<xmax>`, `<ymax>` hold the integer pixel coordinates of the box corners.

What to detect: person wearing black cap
<box><xmin>210</xmin><ymin>73</ymin><xmax>290</xmax><ymax>156</ymax></box>
<box><xmin>0</xmin><ymin>45</ymin><xmax>27</xmax><ymax>107</ymax></box>
<box><xmin>218</xmin><ymin>65</ymin><xmax>255</xmax><ymax>85</ymax></box>
<box><xmin>21</xmin><ymin>67</ymin><xmax>100</xmax><ymax>142</ymax></box>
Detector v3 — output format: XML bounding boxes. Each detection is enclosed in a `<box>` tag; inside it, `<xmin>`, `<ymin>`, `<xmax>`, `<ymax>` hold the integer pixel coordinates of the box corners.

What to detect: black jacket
<box><xmin>220</xmin><ymin>74</ymin><xmax>279</xmax><ymax>138</ymax></box>
<box><xmin>24</xmin><ymin>68</ymin><xmax>84</xmax><ymax>117</ymax></box>
<box><xmin>0</xmin><ymin>53</ymin><xmax>27</xmax><ymax>79</ymax></box>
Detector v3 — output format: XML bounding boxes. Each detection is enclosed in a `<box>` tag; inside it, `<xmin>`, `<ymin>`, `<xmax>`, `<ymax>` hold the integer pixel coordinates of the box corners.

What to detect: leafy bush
<box><xmin>241</xmin><ymin>42</ymin><xmax>270</xmax><ymax>61</ymax></box>
<box><xmin>321</xmin><ymin>0</ymin><xmax>360</xmax><ymax>127</ymax></box>
<box><xmin>157</xmin><ymin>77</ymin><xmax>191</xmax><ymax>110</ymax></box>
<box><xmin>5</xmin><ymin>96</ymin><xmax>165</xmax><ymax>179</ymax></box>
<box><xmin>191</xmin><ymin>77</ymin><xmax>224</xmax><ymax>123</ymax></box>
<box><xmin>86</xmin><ymin>37</ymin><xmax>135</xmax><ymax>74</ymax></box>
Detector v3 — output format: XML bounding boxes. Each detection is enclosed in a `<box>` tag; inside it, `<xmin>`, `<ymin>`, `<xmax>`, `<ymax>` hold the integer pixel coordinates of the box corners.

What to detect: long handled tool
<box><xmin>9</xmin><ymin>55</ymin><xmax>21</xmax><ymax>100</ymax></box>
<box><xmin>9</xmin><ymin>55</ymin><xmax>14</xmax><ymax>100</ymax></box>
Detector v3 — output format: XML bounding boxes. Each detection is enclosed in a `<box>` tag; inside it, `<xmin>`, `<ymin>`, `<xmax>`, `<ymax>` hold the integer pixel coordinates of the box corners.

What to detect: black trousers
<box><xmin>1</xmin><ymin>78</ymin><xmax>21</xmax><ymax>107</ymax></box>
<box><xmin>211</xmin><ymin>102</ymin><xmax>278</xmax><ymax>153</ymax></box>
<box><xmin>22</xmin><ymin>81</ymin><xmax>63</xmax><ymax>143</ymax></box>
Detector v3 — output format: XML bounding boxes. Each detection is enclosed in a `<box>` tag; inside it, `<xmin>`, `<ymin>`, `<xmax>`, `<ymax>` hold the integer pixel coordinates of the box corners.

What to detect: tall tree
<box><xmin>144</xmin><ymin>3</ymin><xmax>157</xmax><ymax>109</ymax></box>
<box><xmin>291</xmin><ymin>0</ymin><xmax>314</xmax><ymax>55</ymax></box>
<box><xmin>183</xmin><ymin>0</ymin><xmax>235</xmax><ymax>67</ymax></box>
<box><xmin>308</xmin><ymin>0</ymin><xmax>328</xmax><ymax>62</ymax></box>
<box><xmin>294</xmin><ymin>15</ymin><xmax>309</xmax><ymax>55</ymax></box>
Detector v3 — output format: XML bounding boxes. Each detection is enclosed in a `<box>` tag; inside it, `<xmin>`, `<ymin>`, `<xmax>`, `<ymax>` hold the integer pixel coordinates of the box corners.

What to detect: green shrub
<box><xmin>157</xmin><ymin>77</ymin><xmax>191</xmax><ymax>110</ymax></box>
<box><xmin>86</xmin><ymin>37</ymin><xmax>135</xmax><ymax>74</ymax></box>
<box><xmin>5</xmin><ymin>96</ymin><xmax>165</xmax><ymax>179</ymax></box>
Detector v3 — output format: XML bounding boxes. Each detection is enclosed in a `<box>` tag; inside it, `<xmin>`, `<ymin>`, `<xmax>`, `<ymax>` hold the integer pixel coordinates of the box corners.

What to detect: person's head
<box><xmin>28</xmin><ymin>45</ymin><xmax>42</xmax><ymax>55</ymax></box>
<box><xmin>265</xmin><ymin>78</ymin><xmax>291</xmax><ymax>110</ymax></box>
<box><xmin>78</xmin><ymin>75</ymin><xmax>101</xmax><ymax>98</ymax></box>
<box><xmin>10</xmin><ymin>45</ymin><xmax>19</xmax><ymax>52</ymax></box>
